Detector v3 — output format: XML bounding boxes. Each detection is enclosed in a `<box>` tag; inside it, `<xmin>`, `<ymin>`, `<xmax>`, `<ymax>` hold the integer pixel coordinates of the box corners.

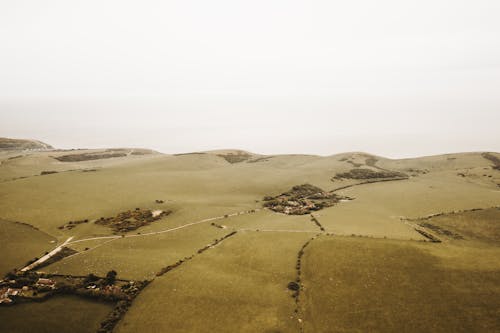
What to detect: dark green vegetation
<box><xmin>263</xmin><ymin>184</ymin><xmax>347</xmax><ymax>215</ymax></box>
<box><xmin>482</xmin><ymin>152</ymin><xmax>500</xmax><ymax>170</ymax></box>
<box><xmin>52</xmin><ymin>149</ymin><xmax>155</xmax><ymax>162</ymax></box>
<box><xmin>94</xmin><ymin>208</ymin><xmax>172</xmax><ymax>232</ymax></box>
<box><xmin>0</xmin><ymin>270</ymin><xmax>143</xmax><ymax>304</ymax></box>
<box><xmin>58</xmin><ymin>208</ymin><xmax>172</xmax><ymax>232</ymax></box>
<box><xmin>0</xmin><ymin>269</ymin><xmax>148</xmax><ymax>333</ymax></box>
<box><xmin>217</xmin><ymin>151</ymin><xmax>252</xmax><ymax>163</ymax></box>
<box><xmin>36</xmin><ymin>247</ymin><xmax>78</xmax><ymax>269</ymax></box>
<box><xmin>59</xmin><ymin>218</ymin><xmax>90</xmax><ymax>230</ymax></box>
<box><xmin>247</xmin><ymin>156</ymin><xmax>275</xmax><ymax>163</ymax></box>
<box><xmin>40</xmin><ymin>170</ymin><xmax>58</xmax><ymax>175</ymax></box>
<box><xmin>0</xmin><ymin>147</ymin><xmax>499</xmax><ymax>332</ymax></box>
<box><xmin>172</xmin><ymin>152</ymin><xmax>206</xmax><ymax>156</ymax></box>
<box><xmin>410</xmin><ymin>207</ymin><xmax>500</xmax><ymax>243</ymax></box>
<box><xmin>54</xmin><ymin>152</ymin><xmax>128</xmax><ymax>162</ymax></box>
<box><xmin>333</xmin><ymin>167</ymin><xmax>407</xmax><ymax>180</ymax></box>
<box><xmin>418</xmin><ymin>222</ymin><xmax>464</xmax><ymax>240</ymax></box>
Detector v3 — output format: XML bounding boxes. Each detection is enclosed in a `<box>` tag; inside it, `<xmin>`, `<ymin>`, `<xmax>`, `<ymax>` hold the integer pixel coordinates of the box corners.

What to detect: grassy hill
<box><xmin>0</xmin><ymin>137</ymin><xmax>53</xmax><ymax>150</ymax></box>
<box><xmin>0</xmin><ymin>147</ymin><xmax>498</xmax><ymax>332</ymax></box>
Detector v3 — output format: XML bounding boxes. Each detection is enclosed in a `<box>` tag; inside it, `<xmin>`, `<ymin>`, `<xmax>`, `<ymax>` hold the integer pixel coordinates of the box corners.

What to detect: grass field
<box><xmin>221</xmin><ymin>209</ymin><xmax>319</xmax><ymax>232</ymax></box>
<box><xmin>319</xmin><ymin>171</ymin><xmax>499</xmax><ymax>239</ymax></box>
<box><xmin>115</xmin><ymin>231</ymin><xmax>312</xmax><ymax>333</ymax></box>
<box><xmin>413</xmin><ymin>207</ymin><xmax>500</xmax><ymax>243</ymax></box>
<box><xmin>300</xmin><ymin>234</ymin><xmax>500</xmax><ymax>333</ymax></box>
<box><xmin>0</xmin><ymin>295</ymin><xmax>113</xmax><ymax>333</ymax></box>
<box><xmin>0</xmin><ymin>148</ymin><xmax>499</xmax><ymax>332</ymax></box>
<box><xmin>44</xmin><ymin>223</ymin><xmax>228</xmax><ymax>280</ymax></box>
<box><xmin>0</xmin><ymin>219</ymin><xmax>55</xmax><ymax>275</ymax></box>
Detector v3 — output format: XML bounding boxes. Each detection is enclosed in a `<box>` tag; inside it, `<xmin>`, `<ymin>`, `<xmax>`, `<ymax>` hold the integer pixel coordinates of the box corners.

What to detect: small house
<box><xmin>36</xmin><ymin>278</ymin><xmax>55</xmax><ymax>287</ymax></box>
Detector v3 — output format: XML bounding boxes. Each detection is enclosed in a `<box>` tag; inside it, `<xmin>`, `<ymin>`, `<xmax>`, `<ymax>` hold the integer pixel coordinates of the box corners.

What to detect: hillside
<box><xmin>0</xmin><ymin>148</ymin><xmax>499</xmax><ymax>333</ymax></box>
<box><xmin>0</xmin><ymin>147</ymin><xmax>160</xmax><ymax>182</ymax></box>
<box><xmin>0</xmin><ymin>137</ymin><xmax>53</xmax><ymax>150</ymax></box>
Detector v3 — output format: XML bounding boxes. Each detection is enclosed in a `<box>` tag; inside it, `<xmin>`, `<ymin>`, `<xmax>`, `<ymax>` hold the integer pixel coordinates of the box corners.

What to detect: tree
<box><xmin>287</xmin><ymin>281</ymin><xmax>300</xmax><ymax>291</ymax></box>
<box><xmin>6</xmin><ymin>270</ymin><xmax>17</xmax><ymax>280</ymax></box>
<box><xmin>85</xmin><ymin>273</ymin><xmax>99</xmax><ymax>284</ymax></box>
<box><xmin>105</xmin><ymin>270</ymin><xmax>117</xmax><ymax>285</ymax></box>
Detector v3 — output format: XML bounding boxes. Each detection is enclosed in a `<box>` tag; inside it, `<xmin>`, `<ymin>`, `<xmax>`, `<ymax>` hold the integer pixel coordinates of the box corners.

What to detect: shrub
<box><xmin>105</xmin><ymin>270</ymin><xmax>117</xmax><ymax>285</ymax></box>
<box><xmin>334</xmin><ymin>168</ymin><xmax>407</xmax><ymax>180</ymax></box>
<box><xmin>287</xmin><ymin>281</ymin><xmax>300</xmax><ymax>291</ymax></box>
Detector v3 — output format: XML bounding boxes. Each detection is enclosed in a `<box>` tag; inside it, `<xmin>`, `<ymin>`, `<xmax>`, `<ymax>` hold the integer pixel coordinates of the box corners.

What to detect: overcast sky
<box><xmin>0</xmin><ymin>0</ymin><xmax>499</xmax><ymax>157</ymax></box>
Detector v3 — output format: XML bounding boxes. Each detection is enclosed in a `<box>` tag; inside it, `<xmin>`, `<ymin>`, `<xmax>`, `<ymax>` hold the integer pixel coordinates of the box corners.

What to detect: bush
<box><xmin>287</xmin><ymin>281</ymin><xmax>300</xmax><ymax>291</ymax></box>
<box><xmin>334</xmin><ymin>168</ymin><xmax>407</xmax><ymax>180</ymax></box>
<box><xmin>105</xmin><ymin>270</ymin><xmax>117</xmax><ymax>285</ymax></box>
<box><xmin>85</xmin><ymin>273</ymin><xmax>99</xmax><ymax>284</ymax></box>
<box><xmin>40</xmin><ymin>170</ymin><xmax>58</xmax><ymax>175</ymax></box>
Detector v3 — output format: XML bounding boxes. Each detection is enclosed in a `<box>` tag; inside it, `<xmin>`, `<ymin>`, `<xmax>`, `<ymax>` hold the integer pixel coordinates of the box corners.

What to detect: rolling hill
<box><xmin>0</xmin><ymin>137</ymin><xmax>53</xmax><ymax>150</ymax></box>
<box><xmin>0</xmin><ymin>144</ymin><xmax>499</xmax><ymax>333</ymax></box>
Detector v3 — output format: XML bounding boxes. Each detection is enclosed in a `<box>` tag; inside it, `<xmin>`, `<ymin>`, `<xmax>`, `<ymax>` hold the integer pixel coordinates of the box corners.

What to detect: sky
<box><xmin>0</xmin><ymin>0</ymin><xmax>499</xmax><ymax>158</ymax></box>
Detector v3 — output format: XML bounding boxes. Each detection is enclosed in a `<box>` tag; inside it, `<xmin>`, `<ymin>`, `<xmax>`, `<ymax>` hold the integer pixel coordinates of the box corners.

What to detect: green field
<box><xmin>0</xmin><ymin>148</ymin><xmax>499</xmax><ymax>332</ymax></box>
<box><xmin>0</xmin><ymin>295</ymin><xmax>113</xmax><ymax>333</ymax></box>
<box><xmin>300</xmin><ymin>234</ymin><xmax>500</xmax><ymax>332</ymax></box>
<box><xmin>44</xmin><ymin>223</ymin><xmax>228</xmax><ymax>280</ymax></box>
<box><xmin>116</xmin><ymin>231</ymin><xmax>312</xmax><ymax>333</ymax></box>
<box><xmin>0</xmin><ymin>219</ymin><xmax>55</xmax><ymax>276</ymax></box>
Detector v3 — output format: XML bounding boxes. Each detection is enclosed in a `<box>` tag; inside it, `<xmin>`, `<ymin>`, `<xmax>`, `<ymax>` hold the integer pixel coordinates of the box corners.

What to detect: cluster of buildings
<box><xmin>36</xmin><ymin>278</ymin><xmax>56</xmax><ymax>288</ymax></box>
<box><xmin>0</xmin><ymin>287</ymin><xmax>21</xmax><ymax>304</ymax></box>
<box><xmin>265</xmin><ymin>197</ymin><xmax>322</xmax><ymax>215</ymax></box>
<box><xmin>0</xmin><ymin>278</ymin><xmax>56</xmax><ymax>305</ymax></box>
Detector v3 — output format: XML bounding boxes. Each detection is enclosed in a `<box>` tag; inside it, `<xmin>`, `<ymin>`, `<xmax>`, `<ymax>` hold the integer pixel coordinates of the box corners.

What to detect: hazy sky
<box><xmin>1</xmin><ymin>1</ymin><xmax>499</xmax><ymax>157</ymax></box>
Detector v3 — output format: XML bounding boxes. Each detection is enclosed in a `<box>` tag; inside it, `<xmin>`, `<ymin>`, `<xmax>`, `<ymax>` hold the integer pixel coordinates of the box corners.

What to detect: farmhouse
<box><xmin>36</xmin><ymin>278</ymin><xmax>55</xmax><ymax>288</ymax></box>
<box><xmin>0</xmin><ymin>287</ymin><xmax>21</xmax><ymax>304</ymax></box>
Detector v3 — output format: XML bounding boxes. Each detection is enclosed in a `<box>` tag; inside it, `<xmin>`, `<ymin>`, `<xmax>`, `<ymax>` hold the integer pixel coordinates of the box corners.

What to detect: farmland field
<box><xmin>1</xmin><ymin>148</ymin><xmax>499</xmax><ymax>332</ymax></box>
<box><xmin>0</xmin><ymin>295</ymin><xmax>113</xmax><ymax>333</ymax></box>
<box><xmin>300</xmin><ymin>235</ymin><xmax>500</xmax><ymax>332</ymax></box>
<box><xmin>116</xmin><ymin>231</ymin><xmax>313</xmax><ymax>333</ymax></box>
